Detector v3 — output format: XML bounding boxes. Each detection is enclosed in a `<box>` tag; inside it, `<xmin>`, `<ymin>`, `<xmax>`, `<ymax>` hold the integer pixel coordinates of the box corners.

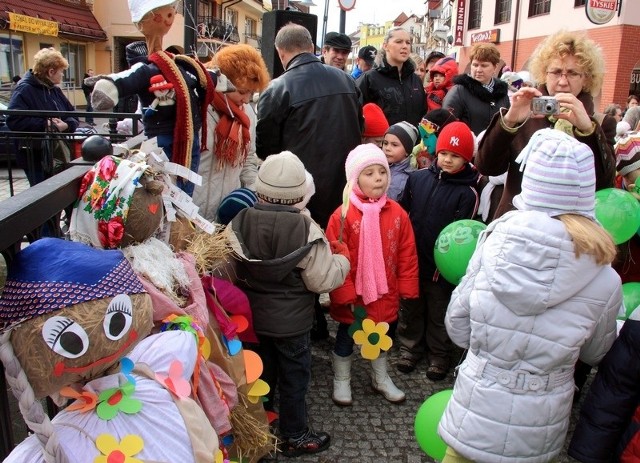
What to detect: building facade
<box><xmin>449</xmin><ymin>0</ymin><xmax>640</xmax><ymax>111</ymax></box>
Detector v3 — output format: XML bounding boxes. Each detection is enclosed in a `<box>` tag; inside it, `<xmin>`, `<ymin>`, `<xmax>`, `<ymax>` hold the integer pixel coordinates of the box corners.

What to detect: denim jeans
<box><xmin>252</xmin><ymin>332</ymin><xmax>311</xmax><ymax>439</ymax></box>
<box><xmin>156</xmin><ymin>134</ymin><xmax>200</xmax><ymax>196</ymax></box>
<box><xmin>334</xmin><ymin>322</ymin><xmax>355</xmax><ymax>357</ymax></box>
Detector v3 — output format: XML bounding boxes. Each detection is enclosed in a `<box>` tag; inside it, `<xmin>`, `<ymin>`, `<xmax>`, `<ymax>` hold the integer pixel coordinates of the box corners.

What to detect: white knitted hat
<box><xmin>513</xmin><ymin>128</ymin><xmax>596</xmax><ymax>220</ymax></box>
<box><xmin>345</xmin><ymin>143</ymin><xmax>390</xmax><ymax>185</ymax></box>
<box><xmin>255</xmin><ymin>151</ymin><xmax>307</xmax><ymax>205</ymax></box>
<box><xmin>129</xmin><ymin>0</ymin><xmax>176</xmax><ymax>23</ymax></box>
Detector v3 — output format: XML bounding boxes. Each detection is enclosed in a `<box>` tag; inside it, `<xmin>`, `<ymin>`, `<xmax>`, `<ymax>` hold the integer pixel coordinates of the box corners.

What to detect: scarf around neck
<box><xmin>212</xmin><ymin>91</ymin><xmax>251</xmax><ymax>169</ymax></box>
<box><xmin>348</xmin><ymin>188</ymin><xmax>389</xmax><ymax>305</ymax></box>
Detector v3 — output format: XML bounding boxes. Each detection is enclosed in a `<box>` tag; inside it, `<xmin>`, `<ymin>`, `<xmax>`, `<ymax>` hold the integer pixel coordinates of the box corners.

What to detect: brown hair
<box><xmin>558</xmin><ymin>214</ymin><xmax>617</xmax><ymax>265</ymax></box>
<box><xmin>209</xmin><ymin>44</ymin><xmax>270</xmax><ymax>93</ymax></box>
<box><xmin>468</xmin><ymin>43</ymin><xmax>501</xmax><ymax>65</ymax></box>
<box><xmin>32</xmin><ymin>48</ymin><xmax>68</xmax><ymax>78</ymax></box>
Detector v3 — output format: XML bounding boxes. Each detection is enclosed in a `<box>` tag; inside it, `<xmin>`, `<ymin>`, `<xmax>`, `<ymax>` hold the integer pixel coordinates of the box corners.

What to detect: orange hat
<box><xmin>362</xmin><ymin>103</ymin><xmax>389</xmax><ymax>138</ymax></box>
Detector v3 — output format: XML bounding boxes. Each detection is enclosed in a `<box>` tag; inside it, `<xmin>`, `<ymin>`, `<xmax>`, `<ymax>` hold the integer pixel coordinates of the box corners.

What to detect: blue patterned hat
<box><xmin>0</xmin><ymin>238</ymin><xmax>145</xmax><ymax>329</ymax></box>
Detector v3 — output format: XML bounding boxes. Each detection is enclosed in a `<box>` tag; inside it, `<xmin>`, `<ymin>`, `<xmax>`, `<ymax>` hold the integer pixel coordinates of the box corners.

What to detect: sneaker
<box><xmin>280</xmin><ymin>429</ymin><xmax>330</xmax><ymax>458</ymax></box>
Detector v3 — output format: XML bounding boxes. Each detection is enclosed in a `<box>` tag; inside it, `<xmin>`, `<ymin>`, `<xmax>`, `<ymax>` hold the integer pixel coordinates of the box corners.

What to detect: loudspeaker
<box><xmin>261</xmin><ymin>10</ymin><xmax>318</xmax><ymax>79</ymax></box>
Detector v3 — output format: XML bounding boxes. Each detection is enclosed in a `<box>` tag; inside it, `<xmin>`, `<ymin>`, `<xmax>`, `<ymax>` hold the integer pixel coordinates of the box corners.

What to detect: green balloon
<box><xmin>621</xmin><ymin>282</ymin><xmax>640</xmax><ymax>320</ymax></box>
<box><xmin>414</xmin><ymin>389</ymin><xmax>453</xmax><ymax>460</ymax></box>
<box><xmin>595</xmin><ymin>188</ymin><xmax>640</xmax><ymax>245</ymax></box>
<box><xmin>434</xmin><ymin>220</ymin><xmax>486</xmax><ymax>285</ymax></box>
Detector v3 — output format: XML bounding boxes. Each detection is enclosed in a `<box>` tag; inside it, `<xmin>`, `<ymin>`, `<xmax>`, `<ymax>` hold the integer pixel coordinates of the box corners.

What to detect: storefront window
<box><xmin>0</xmin><ymin>34</ymin><xmax>24</xmax><ymax>88</ymax></box>
<box><xmin>60</xmin><ymin>43</ymin><xmax>87</xmax><ymax>89</ymax></box>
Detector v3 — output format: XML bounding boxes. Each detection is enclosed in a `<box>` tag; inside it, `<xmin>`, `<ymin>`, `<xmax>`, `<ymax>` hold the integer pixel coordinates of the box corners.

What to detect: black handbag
<box><xmin>41</xmin><ymin>125</ymin><xmax>71</xmax><ymax>176</ymax></box>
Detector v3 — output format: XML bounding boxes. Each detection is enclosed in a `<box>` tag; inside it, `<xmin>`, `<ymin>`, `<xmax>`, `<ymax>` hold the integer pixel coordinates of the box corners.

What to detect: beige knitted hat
<box><xmin>255</xmin><ymin>151</ymin><xmax>307</xmax><ymax>205</ymax></box>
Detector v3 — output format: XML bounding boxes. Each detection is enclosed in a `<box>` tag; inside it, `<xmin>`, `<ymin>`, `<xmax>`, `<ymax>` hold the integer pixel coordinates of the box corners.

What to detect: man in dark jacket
<box><xmin>256</xmin><ymin>23</ymin><xmax>363</xmax><ymax>229</ymax></box>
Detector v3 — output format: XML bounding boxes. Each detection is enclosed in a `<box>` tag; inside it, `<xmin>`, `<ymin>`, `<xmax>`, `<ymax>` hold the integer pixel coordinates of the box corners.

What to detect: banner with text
<box><xmin>9</xmin><ymin>13</ymin><xmax>58</xmax><ymax>37</ymax></box>
<box><xmin>454</xmin><ymin>0</ymin><xmax>466</xmax><ymax>46</ymax></box>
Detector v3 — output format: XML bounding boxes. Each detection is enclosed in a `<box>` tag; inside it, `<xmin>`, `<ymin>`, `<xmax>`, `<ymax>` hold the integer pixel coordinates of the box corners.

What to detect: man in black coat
<box><xmin>257</xmin><ymin>23</ymin><xmax>363</xmax><ymax>229</ymax></box>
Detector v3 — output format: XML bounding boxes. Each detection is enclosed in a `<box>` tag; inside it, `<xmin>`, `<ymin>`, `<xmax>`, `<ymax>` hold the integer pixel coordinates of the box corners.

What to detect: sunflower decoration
<box><xmin>349</xmin><ymin>307</ymin><xmax>392</xmax><ymax>360</ymax></box>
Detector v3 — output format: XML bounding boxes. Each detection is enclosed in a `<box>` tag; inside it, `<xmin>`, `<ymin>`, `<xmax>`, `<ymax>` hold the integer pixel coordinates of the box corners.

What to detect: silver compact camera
<box><xmin>531</xmin><ymin>96</ymin><xmax>560</xmax><ymax>115</ymax></box>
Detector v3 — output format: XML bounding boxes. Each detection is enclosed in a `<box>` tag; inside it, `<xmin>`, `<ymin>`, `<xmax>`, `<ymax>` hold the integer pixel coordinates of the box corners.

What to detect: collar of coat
<box><xmin>375</xmin><ymin>56</ymin><xmax>417</xmax><ymax>80</ymax></box>
<box><xmin>452</xmin><ymin>74</ymin><xmax>509</xmax><ymax>103</ymax></box>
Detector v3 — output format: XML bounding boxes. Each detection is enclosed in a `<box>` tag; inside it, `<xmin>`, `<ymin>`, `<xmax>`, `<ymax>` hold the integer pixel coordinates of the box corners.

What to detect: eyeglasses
<box><xmin>546</xmin><ymin>69</ymin><xmax>583</xmax><ymax>81</ymax></box>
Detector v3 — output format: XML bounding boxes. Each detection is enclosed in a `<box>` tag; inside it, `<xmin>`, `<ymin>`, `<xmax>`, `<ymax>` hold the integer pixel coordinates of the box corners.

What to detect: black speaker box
<box><xmin>261</xmin><ymin>10</ymin><xmax>318</xmax><ymax>79</ymax></box>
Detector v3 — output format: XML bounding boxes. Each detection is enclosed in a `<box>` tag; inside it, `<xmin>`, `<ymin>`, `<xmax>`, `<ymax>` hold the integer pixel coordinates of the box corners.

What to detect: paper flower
<box><xmin>60</xmin><ymin>386</ymin><xmax>99</xmax><ymax>413</ymax></box>
<box><xmin>96</xmin><ymin>382</ymin><xmax>142</xmax><ymax>420</ymax></box>
<box><xmin>352</xmin><ymin>318</ymin><xmax>392</xmax><ymax>360</ymax></box>
<box><xmin>247</xmin><ymin>379</ymin><xmax>270</xmax><ymax>404</ymax></box>
<box><xmin>155</xmin><ymin>360</ymin><xmax>191</xmax><ymax>399</ymax></box>
<box><xmin>94</xmin><ymin>433</ymin><xmax>143</xmax><ymax>463</ymax></box>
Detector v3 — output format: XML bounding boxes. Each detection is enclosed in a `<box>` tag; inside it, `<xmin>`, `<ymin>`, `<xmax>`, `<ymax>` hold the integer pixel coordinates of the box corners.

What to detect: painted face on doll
<box><xmin>437</xmin><ymin>149</ymin><xmax>466</xmax><ymax>174</ymax></box>
<box><xmin>382</xmin><ymin>134</ymin><xmax>408</xmax><ymax>164</ymax></box>
<box><xmin>138</xmin><ymin>4</ymin><xmax>176</xmax><ymax>37</ymax></box>
<box><xmin>358</xmin><ymin>164</ymin><xmax>389</xmax><ymax>200</ymax></box>
<box><xmin>10</xmin><ymin>293</ymin><xmax>153</xmax><ymax>398</ymax></box>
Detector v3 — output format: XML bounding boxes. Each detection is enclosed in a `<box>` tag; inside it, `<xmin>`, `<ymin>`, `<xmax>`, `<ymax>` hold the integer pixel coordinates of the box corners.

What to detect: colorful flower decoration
<box><xmin>247</xmin><ymin>379</ymin><xmax>270</xmax><ymax>404</ymax></box>
<box><xmin>96</xmin><ymin>382</ymin><xmax>142</xmax><ymax>421</ymax></box>
<box><xmin>347</xmin><ymin>306</ymin><xmax>368</xmax><ymax>337</ymax></box>
<box><xmin>352</xmin><ymin>318</ymin><xmax>392</xmax><ymax>360</ymax></box>
<box><xmin>94</xmin><ymin>433</ymin><xmax>144</xmax><ymax>463</ymax></box>
<box><xmin>155</xmin><ymin>360</ymin><xmax>191</xmax><ymax>399</ymax></box>
<box><xmin>60</xmin><ymin>386</ymin><xmax>99</xmax><ymax>413</ymax></box>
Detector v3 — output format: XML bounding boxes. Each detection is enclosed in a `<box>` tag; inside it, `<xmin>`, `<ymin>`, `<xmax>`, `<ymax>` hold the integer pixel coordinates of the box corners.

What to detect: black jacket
<box><xmin>357</xmin><ymin>57</ymin><xmax>426</xmax><ymax>127</ymax></box>
<box><xmin>256</xmin><ymin>53</ymin><xmax>363</xmax><ymax>227</ymax></box>
<box><xmin>568</xmin><ymin>319</ymin><xmax>640</xmax><ymax>463</ymax></box>
<box><xmin>442</xmin><ymin>74</ymin><xmax>510</xmax><ymax>135</ymax></box>
<box><xmin>400</xmin><ymin>162</ymin><xmax>479</xmax><ymax>280</ymax></box>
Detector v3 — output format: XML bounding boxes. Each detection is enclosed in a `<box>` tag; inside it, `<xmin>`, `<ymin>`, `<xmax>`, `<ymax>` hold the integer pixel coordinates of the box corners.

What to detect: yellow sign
<box><xmin>8</xmin><ymin>13</ymin><xmax>58</xmax><ymax>37</ymax></box>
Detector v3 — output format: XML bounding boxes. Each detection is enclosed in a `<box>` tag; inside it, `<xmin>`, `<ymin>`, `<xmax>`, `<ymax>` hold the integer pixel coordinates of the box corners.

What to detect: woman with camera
<box><xmin>474</xmin><ymin>30</ymin><xmax>616</xmax><ymax>221</ymax></box>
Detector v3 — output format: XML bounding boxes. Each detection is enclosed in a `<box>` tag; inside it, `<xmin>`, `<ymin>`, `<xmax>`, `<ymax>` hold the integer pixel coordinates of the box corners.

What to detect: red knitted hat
<box><xmin>363</xmin><ymin>103</ymin><xmax>389</xmax><ymax>138</ymax></box>
<box><xmin>435</xmin><ymin>121</ymin><xmax>475</xmax><ymax>162</ymax></box>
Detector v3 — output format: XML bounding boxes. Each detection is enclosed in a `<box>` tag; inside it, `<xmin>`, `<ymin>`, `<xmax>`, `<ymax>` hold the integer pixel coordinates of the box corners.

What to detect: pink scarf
<box><xmin>349</xmin><ymin>187</ymin><xmax>389</xmax><ymax>304</ymax></box>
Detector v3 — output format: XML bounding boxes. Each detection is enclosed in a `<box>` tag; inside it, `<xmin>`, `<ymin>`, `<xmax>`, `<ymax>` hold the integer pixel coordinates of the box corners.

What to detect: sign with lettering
<box><xmin>470</xmin><ymin>29</ymin><xmax>500</xmax><ymax>44</ymax></box>
<box><xmin>9</xmin><ymin>13</ymin><xmax>58</xmax><ymax>37</ymax></box>
<box><xmin>454</xmin><ymin>0</ymin><xmax>466</xmax><ymax>46</ymax></box>
<box><xmin>585</xmin><ymin>0</ymin><xmax>618</xmax><ymax>25</ymax></box>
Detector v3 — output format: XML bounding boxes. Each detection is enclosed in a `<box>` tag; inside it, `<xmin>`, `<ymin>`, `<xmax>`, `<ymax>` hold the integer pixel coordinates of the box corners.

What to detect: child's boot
<box><xmin>332</xmin><ymin>353</ymin><xmax>353</xmax><ymax>406</ymax></box>
<box><xmin>370</xmin><ymin>352</ymin><xmax>405</xmax><ymax>403</ymax></box>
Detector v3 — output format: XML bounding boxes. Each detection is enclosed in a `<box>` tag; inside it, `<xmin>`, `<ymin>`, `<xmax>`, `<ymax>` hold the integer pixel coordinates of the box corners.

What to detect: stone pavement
<box><xmin>284</xmin><ymin>319</ymin><xmax>583</xmax><ymax>463</ymax></box>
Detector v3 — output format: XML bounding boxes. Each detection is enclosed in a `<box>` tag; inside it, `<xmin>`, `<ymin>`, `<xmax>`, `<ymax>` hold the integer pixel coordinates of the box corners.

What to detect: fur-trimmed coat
<box><xmin>442</xmin><ymin>74</ymin><xmax>510</xmax><ymax>135</ymax></box>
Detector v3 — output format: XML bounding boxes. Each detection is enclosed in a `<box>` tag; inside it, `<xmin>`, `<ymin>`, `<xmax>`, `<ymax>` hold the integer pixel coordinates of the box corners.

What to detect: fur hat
<box><xmin>363</xmin><ymin>103</ymin><xmax>389</xmax><ymax>138</ymax></box>
<box><xmin>210</xmin><ymin>44</ymin><xmax>270</xmax><ymax>93</ymax></box>
<box><xmin>435</xmin><ymin>121</ymin><xmax>475</xmax><ymax>162</ymax></box>
<box><xmin>255</xmin><ymin>151</ymin><xmax>307</xmax><ymax>205</ymax></box>
<box><xmin>616</xmin><ymin>132</ymin><xmax>640</xmax><ymax>176</ymax></box>
<box><xmin>324</xmin><ymin>32</ymin><xmax>352</xmax><ymax>51</ymax></box>
<box><xmin>216</xmin><ymin>188</ymin><xmax>258</xmax><ymax>225</ymax></box>
<box><xmin>513</xmin><ymin>128</ymin><xmax>596</xmax><ymax>220</ymax></box>
<box><xmin>385</xmin><ymin>121</ymin><xmax>419</xmax><ymax>155</ymax></box>
<box><xmin>345</xmin><ymin>143</ymin><xmax>390</xmax><ymax>186</ymax></box>
<box><xmin>129</xmin><ymin>0</ymin><xmax>175</xmax><ymax>23</ymax></box>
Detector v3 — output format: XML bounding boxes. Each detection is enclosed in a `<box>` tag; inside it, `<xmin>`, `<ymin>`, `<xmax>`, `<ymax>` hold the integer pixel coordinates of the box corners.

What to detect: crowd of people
<box><xmin>5</xmin><ymin>1</ymin><xmax>640</xmax><ymax>459</ymax></box>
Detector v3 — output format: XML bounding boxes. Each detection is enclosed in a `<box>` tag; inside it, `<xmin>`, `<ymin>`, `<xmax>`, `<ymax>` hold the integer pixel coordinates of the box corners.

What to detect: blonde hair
<box><xmin>32</xmin><ymin>48</ymin><xmax>68</xmax><ymax>78</ymax></box>
<box><xmin>529</xmin><ymin>30</ymin><xmax>605</xmax><ymax>96</ymax></box>
<box><xmin>558</xmin><ymin>214</ymin><xmax>617</xmax><ymax>265</ymax></box>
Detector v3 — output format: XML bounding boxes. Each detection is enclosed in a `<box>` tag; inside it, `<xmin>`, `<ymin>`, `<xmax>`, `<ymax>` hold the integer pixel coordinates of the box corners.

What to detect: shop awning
<box><xmin>0</xmin><ymin>0</ymin><xmax>107</xmax><ymax>42</ymax></box>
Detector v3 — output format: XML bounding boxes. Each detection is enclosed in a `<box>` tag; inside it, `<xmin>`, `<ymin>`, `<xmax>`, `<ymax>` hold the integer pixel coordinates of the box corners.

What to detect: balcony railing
<box><xmin>197</xmin><ymin>17</ymin><xmax>240</xmax><ymax>43</ymax></box>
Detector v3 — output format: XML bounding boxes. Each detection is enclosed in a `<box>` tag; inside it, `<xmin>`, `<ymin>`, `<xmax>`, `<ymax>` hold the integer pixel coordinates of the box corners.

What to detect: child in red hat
<box><xmin>361</xmin><ymin>103</ymin><xmax>389</xmax><ymax>149</ymax></box>
<box><xmin>397</xmin><ymin>121</ymin><xmax>479</xmax><ymax>379</ymax></box>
